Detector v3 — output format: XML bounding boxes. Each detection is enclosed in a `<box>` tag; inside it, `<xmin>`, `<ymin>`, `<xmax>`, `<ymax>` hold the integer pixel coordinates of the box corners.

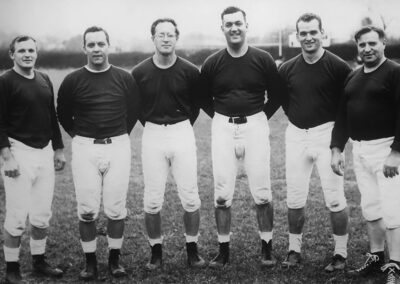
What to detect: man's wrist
<box><xmin>331</xmin><ymin>147</ymin><xmax>342</xmax><ymax>154</ymax></box>
<box><xmin>0</xmin><ymin>147</ymin><xmax>13</xmax><ymax>160</ymax></box>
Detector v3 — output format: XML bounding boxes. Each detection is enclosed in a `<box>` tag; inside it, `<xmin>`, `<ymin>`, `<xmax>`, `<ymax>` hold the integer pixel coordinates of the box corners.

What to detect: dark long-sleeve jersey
<box><xmin>0</xmin><ymin>69</ymin><xmax>63</xmax><ymax>150</ymax></box>
<box><xmin>57</xmin><ymin>66</ymin><xmax>141</xmax><ymax>139</ymax></box>
<box><xmin>278</xmin><ymin>50</ymin><xmax>351</xmax><ymax>129</ymax></box>
<box><xmin>131</xmin><ymin>57</ymin><xmax>200</xmax><ymax>125</ymax></box>
<box><xmin>331</xmin><ymin>59</ymin><xmax>400</xmax><ymax>152</ymax></box>
<box><xmin>199</xmin><ymin>46</ymin><xmax>282</xmax><ymax>118</ymax></box>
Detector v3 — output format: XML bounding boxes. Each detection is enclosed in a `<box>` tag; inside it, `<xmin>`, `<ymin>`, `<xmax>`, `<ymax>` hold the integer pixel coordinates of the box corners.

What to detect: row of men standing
<box><xmin>1</xmin><ymin>6</ymin><xmax>400</xmax><ymax>284</ymax></box>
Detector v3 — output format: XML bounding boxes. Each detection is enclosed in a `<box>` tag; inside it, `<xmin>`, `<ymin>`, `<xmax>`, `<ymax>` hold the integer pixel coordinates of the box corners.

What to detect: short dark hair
<box><xmin>221</xmin><ymin>6</ymin><xmax>246</xmax><ymax>21</ymax></box>
<box><xmin>150</xmin><ymin>18</ymin><xmax>180</xmax><ymax>37</ymax></box>
<box><xmin>296</xmin><ymin>13</ymin><xmax>322</xmax><ymax>32</ymax></box>
<box><xmin>9</xmin><ymin>35</ymin><xmax>37</xmax><ymax>54</ymax></box>
<box><xmin>83</xmin><ymin>26</ymin><xmax>110</xmax><ymax>46</ymax></box>
<box><xmin>354</xmin><ymin>25</ymin><xmax>386</xmax><ymax>42</ymax></box>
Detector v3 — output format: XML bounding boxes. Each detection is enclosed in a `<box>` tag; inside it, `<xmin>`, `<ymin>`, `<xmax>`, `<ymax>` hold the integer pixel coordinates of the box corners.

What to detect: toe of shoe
<box><xmin>189</xmin><ymin>258</ymin><xmax>207</xmax><ymax>268</ymax></box>
<box><xmin>282</xmin><ymin>261</ymin><xmax>299</xmax><ymax>268</ymax></box>
<box><xmin>208</xmin><ymin>261</ymin><xmax>225</xmax><ymax>269</ymax></box>
<box><xmin>324</xmin><ymin>264</ymin><xmax>335</xmax><ymax>272</ymax></box>
<box><xmin>79</xmin><ymin>270</ymin><xmax>97</xmax><ymax>280</ymax></box>
<box><xmin>34</xmin><ymin>266</ymin><xmax>63</xmax><ymax>277</ymax></box>
<box><xmin>110</xmin><ymin>268</ymin><xmax>127</xmax><ymax>278</ymax></box>
<box><xmin>145</xmin><ymin>262</ymin><xmax>161</xmax><ymax>271</ymax></box>
<box><xmin>261</xmin><ymin>259</ymin><xmax>277</xmax><ymax>268</ymax></box>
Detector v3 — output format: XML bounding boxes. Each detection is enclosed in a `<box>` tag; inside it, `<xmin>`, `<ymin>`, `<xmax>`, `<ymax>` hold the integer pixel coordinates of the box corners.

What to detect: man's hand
<box><xmin>54</xmin><ymin>149</ymin><xmax>66</xmax><ymax>171</ymax></box>
<box><xmin>1</xmin><ymin>147</ymin><xmax>20</xmax><ymax>178</ymax></box>
<box><xmin>331</xmin><ymin>147</ymin><xmax>345</xmax><ymax>176</ymax></box>
<box><xmin>383</xmin><ymin>149</ymin><xmax>400</xmax><ymax>178</ymax></box>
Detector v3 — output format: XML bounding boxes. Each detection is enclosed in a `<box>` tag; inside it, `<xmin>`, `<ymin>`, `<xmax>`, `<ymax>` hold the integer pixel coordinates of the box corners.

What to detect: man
<box><xmin>131</xmin><ymin>18</ymin><xmax>205</xmax><ymax>270</ymax></box>
<box><xmin>331</xmin><ymin>25</ymin><xmax>400</xmax><ymax>283</ymax></box>
<box><xmin>200</xmin><ymin>6</ymin><xmax>282</xmax><ymax>268</ymax></box>
<box><xmin>0</xmin><ymin>35</ymin><xmax>66</xmax><ymax>283</ymax></box>
<box><xmin>278</xmin><ymin>13</ymin><xmax>351</xmax><ymax>271</ymax></box>
<box><xmin>57</xmin><ymin>26</ymin><xmax>141</xmax><ymax>280</ymax></box>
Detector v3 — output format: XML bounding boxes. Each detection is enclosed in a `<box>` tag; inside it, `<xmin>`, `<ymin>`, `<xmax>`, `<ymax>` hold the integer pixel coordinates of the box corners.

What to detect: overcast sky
<box><xmin>0</xmin><ymin>0</ymin><xmax>399</xmax><ymax>49</ymax></box>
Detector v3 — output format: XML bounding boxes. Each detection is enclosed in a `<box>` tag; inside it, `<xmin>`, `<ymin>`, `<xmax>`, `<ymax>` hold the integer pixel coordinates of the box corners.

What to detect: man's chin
<box><xmin>363</xmin><ymin>60</ymin><xmax>379</xmax><ymax>68</ymax></box>
<box><xmin>20</xmin><ymin>64</ymin><xmax>34</xmax><ymax>70</ymax></box>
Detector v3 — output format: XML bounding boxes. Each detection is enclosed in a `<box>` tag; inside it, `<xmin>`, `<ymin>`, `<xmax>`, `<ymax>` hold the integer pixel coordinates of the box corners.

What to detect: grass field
<box><xmin>0</xmin><ymin>68</ymin><xmax>384</xmax><ymax>283</ymax></box>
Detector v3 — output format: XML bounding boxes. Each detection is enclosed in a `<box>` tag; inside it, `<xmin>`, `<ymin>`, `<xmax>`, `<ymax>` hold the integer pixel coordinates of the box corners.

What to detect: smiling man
<box><xmin>57</xmin><ymin>26</ymin><xmax>141</xmax><ymax>280</ymax></box>
<box><xmin>132</xmin><ymin>18</ymin><xmax>205</xmax><ymax>270</ymax></box>
<box><xmin>200</xmin><ymin>6</ymin><xmax>282</xmax><ymax>268</ymax></box>
<box><xmin>331</xmin><ymin>26</ymin><xmax>400</xmax><ymax>283</ymax></box>
<box><xmin>278</xmin><ymin>13</ymin><xmax>351</xmax><ymax>271</ymax></box>
<box><xmin>0</xmin><ymin>35</ymin><xmax>66</xmax><ymax>284</ymax></box>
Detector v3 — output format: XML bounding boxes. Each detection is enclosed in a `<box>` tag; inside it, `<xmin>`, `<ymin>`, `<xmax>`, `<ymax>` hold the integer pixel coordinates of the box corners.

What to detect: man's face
<box><xmin>297</xmin><ymin>19</ymin><xmax>323</xmax><ymax>54</ymax></box>
<box><xmin>152</xmin><ymin>22</ymin><xmax>178</xmax><ymax>56</ymax></box>
<box><xmin>10</xmin><ymin>39</ymin><xmax>37</xmax><ymax>71</ymax></box>
<box><xmin>357</xmin><ymin>31</ymin><xmax>385</xmax><ymax>68</ymax></box>
<box><xmin>84</xmin><ymin>31</ymin><xmax>109</xmax><ymax>69</ymax></box>
<box><xmin>221</xmin><ymin>11</ymin><xmax>248</xmax><ymax>47</ymax></box>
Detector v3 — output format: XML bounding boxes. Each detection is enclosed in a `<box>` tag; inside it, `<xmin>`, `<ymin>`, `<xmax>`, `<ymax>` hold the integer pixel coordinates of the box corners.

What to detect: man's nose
<box><xmin>364</xmin><ymin>44</ymin><xmax>371</xmax><ymax>52</ymax></box>
<box><xmin>231</xmin><ymin>24</ymin><xmax>239</xmax><ymax>31</ymax></box>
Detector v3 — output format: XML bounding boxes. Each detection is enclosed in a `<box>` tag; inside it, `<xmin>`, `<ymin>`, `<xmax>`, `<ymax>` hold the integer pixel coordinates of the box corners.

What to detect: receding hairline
<box><xmin>354</xmin><ymin>25</ymin><xmax>386</xmax><ymax>42</ymax></box>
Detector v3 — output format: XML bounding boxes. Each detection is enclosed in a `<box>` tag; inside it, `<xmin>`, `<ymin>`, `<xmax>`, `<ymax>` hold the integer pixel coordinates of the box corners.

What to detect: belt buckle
<box><xmin>94</xmin><ymin>138</ymin><xmax>112</xmax><ymax>144</ymax></box>
<box><xmin>229</xmin><ymin>116</ymin><xmax>247</xmax><ymax>124</ymax></box>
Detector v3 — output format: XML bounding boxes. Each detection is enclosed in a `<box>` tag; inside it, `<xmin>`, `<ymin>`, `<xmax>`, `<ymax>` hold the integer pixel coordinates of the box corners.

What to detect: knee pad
<box><xmin>324</xmin><ymin>187</ymin><xmax>347</xmax><ymax>212</ymax></box>
<box><xmin>105</xmin><ymin>207</ymin><xmax>127</xmax><ymax>220</ymax></box>
<box><xmin>214</xmin><ymin>185</ymin><xmax>233</xmax><ymax>208</ymax></box>
<box><xmin>182</xmin><ymin>197</ymin><xmax>201</xmax><ymax>213</ymax></box>
<box><xmin>326</xmin><ymin>199</ymin><xmax>347</xmax><ymax>212</ymax></box>
<box><xmin>361</xmin><ymin>208</ymin><xmax>382</xmax><ymax>224</ymax></box>
<box><xmin>29</xmin><ymin>214</ymin><xmax>51</xmax><ymax>230</ymax></box>
<box><xmin>78</xmin><ymin>211</ymin><xmax>98</xmax><ymax>222</ymax></box>
<box><xmin>286</xmin><ymin>186</ymin><xmax>308</xmax><ymax>209</ymax></box>
<box><xmin>144</xmin><ymin>200</ymin><xmax>163</xmax><ymax>214</ymax></box>
<box><xmin>383</xmin><ymin>212</ymin><xmax>400</xmax><ymax>229</ymax></box>
<box><xmin>4</xmin><ymin>212</ymin><xmax>27</xmax><ymax>237</ymax></box>
<box><xmin>287</xmin><ymin>197</ymin><xmax>307</xmax><ymax>209</ymax></box>
<box><xmin>4</xmin><ymin>224</ymin><xmax>25</xmax><ymax>237</ymax></box>
<box><xmin>214</xmin><ymin>196</ymin><xmax>232</xmax><ymax>208</ymax></box>
<box><xmin>252</xmin><ymin>187</ymin><xmax>272</xmax><ymax>205</ymax></box>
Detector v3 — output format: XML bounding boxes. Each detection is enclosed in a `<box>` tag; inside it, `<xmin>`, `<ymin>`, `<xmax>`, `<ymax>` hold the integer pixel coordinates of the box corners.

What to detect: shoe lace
<box><xmin>355</xmin><ymin>253</ymin><xmax>379</xmax><ymax>272</ymax></box>
<box><xmin>381</xmin><ymin>263</ymin><xmax>400</xmax><ymax>284</ymax></box>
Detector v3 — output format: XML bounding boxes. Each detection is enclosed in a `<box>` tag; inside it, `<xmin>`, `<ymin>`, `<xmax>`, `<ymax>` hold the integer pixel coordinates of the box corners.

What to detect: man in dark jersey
<box><xmin>132</xmin><ymin>18</ymin><xmax>205</xmax><ymax>270</ymax></box>
<box><xmin>0</xmin><ymin>35</ymin><xmax>65</xmax><ymax>283</ymax></box>
<box><xmin>200</xmin><ymin>6</ymin><xmax>282</xmax><ymax>268</ymax></box>
<box><xmin>331</xmin><ymin>26</ymin><xmax>400</xmax><ymax>283</ymax></box>
<box><xmin>278</xmin><ymin>13</ymin><xmax>351</xmax><ymax>271</ymax></box>
<box><xmin>57</xmin><ymin>26</ymin><xmax>141</xmax><ymax>280</ymax></box>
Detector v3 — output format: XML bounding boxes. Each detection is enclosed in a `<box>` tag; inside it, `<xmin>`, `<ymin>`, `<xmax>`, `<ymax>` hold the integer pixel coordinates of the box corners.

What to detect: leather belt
<box><xmin>93</xmin><ymin>138</ymin><xmax>112</xmax><ymax>144</ymax></box>
<box><xmin>228</xmin><ymin>116</ymin><xmax>247</xmax><ymax>124</ymax></box>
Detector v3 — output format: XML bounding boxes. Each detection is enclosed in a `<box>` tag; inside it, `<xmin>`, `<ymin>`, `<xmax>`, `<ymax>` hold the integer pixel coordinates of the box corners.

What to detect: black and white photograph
<box><xmin>1</xmin><ymin>0</ymin><xmax>400</xmax><ymax>283</ymax></box>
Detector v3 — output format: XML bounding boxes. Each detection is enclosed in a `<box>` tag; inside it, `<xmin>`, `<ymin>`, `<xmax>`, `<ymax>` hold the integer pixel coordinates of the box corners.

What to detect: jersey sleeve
<box><xmin>277</xmin><ymin>63</ymin><xmax>290</xmax><ymax>115</ymax></box>
<box><xmin>57</xmin><ymin>74</ymin><xmax>75</xmax><ymax>137</ymax></box>
<box><xmin>188</xmin><ymin>68</ymin><xmax>201</xmax><ymax>125</ymax></box>
<box><xmin>198</xmin><ymin>60</ymin><xmax>215</xmax><ymax>118</ymax></box>
<box><xmin>125</xmin><ymin>74</ymin><xmax>141</xmax><ymax>134</ymax></box>
<box><xmin>0</xmin><ymin>76</ymin><xmax>10</xmax><ymax>149</ymax></box>
<box><xmin>263</xmin><ymin>55</ymin><xmax>285</xmax><ymax>119</ymax></box>
<box><xmin>43</xmin><ymin>74</ymin><xmax>64</xmax><ymax>150</ymax></box>
<box><xmin>330</xmin><ymin>75</ymin><xmax>351</xmax><ymax>152</ymax></box>
<box><xmin>390</xmin><ymin>65</ymin><xmax>400</xmax><ymax>152</ymax></box>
